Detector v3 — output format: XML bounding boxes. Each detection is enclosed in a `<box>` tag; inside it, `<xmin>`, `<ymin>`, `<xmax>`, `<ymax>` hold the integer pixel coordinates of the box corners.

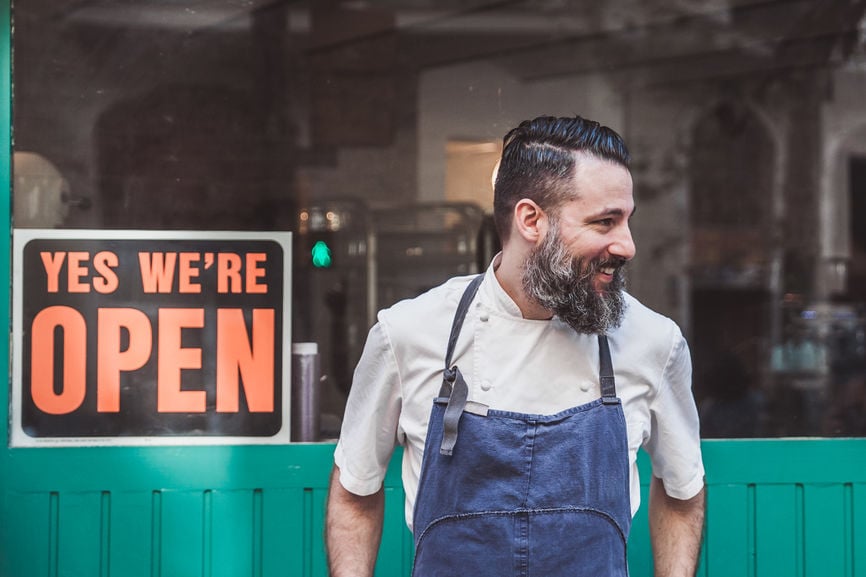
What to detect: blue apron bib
<box><xmin>412</xmin><ymin>275</ymin><xmax>632</xmax><ymax>577</ymax></box>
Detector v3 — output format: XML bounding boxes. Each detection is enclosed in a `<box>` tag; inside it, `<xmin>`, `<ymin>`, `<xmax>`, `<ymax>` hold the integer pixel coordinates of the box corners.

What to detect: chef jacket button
<box><xmin>580</xmin><ymin>382</ymin><xmax>592</xmax><ymax>392</ymax></box>
<box><xmin>481</xmin><ymin>380</ymin><xmax>492</xmax><ymax>391</ymax></box>
<box><xmin>479</xmin><ymin>314</ymin><xmax>490</xmax><ymax>322</ymax></box>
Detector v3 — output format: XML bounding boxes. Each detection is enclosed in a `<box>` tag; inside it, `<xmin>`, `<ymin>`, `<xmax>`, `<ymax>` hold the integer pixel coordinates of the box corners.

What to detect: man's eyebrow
<box><xmin>588</xmin><ymin>206</ymin><xmax>637</xmax><ymax>219</ymax></box>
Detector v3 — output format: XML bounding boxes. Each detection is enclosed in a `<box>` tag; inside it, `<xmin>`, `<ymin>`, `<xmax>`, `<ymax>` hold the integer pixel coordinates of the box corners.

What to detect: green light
<box><xmin>311</xmin><ymin>240</ymin><xmax>333</xmax><ymax>268</ymax></box>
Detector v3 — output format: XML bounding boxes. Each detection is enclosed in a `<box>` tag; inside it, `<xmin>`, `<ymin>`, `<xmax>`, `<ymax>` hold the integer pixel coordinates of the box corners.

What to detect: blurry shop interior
<box><xmin>13</xmin><ymin>0</ymin><xmax>866</xmax><ymax>439</ymax></box>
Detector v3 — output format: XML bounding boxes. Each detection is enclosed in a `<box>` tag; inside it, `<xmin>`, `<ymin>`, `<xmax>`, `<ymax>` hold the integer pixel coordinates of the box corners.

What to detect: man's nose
<box><xmin>609</xmin><ymin>225</ymin><xmax>636</xmax><ymax>261</ymax></box>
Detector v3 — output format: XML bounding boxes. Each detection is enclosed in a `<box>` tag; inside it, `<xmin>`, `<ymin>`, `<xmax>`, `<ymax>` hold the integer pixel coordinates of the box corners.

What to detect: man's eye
<box><xmin>596</xmin><ymin>218</ymin><xmax>614</xmax><ymax>226</ymax></box>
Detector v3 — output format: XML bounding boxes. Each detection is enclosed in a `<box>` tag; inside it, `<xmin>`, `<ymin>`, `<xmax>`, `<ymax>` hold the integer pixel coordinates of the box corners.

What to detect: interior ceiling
<box><xmin>22</xmin><ymin>0</ymin><xmax>866</xmax><ymax>80</ymax></box>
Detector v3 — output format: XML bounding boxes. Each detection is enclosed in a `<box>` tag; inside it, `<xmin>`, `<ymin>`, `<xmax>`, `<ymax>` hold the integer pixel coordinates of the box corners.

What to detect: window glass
<box><xmin>13</xmin><ymin>0</ymin><xmax>866</xmax><ymax>438</ymax></box>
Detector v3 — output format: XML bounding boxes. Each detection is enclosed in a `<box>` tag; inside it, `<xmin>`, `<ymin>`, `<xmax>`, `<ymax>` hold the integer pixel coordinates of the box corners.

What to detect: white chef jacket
<box><xmin>334</xmin><ymin>261</ymin><xmax>705</xmax><ymax>530</ymax></box>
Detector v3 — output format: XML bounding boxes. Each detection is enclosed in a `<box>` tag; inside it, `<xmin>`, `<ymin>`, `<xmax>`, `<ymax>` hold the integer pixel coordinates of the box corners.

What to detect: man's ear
<box><xmin>513</xmin><ymin>199</ymin><xmax>546</xmax><ymax>243</ymax></box>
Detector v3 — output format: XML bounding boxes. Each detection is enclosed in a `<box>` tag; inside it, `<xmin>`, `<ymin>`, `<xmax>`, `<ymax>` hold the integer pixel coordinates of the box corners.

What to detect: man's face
<box><xmin>522</xmin><ymin>155</ymin><xmax>635</xmax><ymax>334</ymax></box>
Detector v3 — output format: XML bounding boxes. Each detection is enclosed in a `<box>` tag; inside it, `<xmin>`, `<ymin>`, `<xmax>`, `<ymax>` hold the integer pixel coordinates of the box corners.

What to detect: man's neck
<box><xmin>493</xmin><ymin>251</ymin><xmax>554</xmax><ymax>321</ymax></box>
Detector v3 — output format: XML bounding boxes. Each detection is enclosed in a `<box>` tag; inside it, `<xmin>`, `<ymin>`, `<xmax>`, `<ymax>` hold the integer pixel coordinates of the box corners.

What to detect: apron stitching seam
<box><xmin>413</xmin><ymin>507</ymin><xmax>630</xmax><ymax>551</ymax></box>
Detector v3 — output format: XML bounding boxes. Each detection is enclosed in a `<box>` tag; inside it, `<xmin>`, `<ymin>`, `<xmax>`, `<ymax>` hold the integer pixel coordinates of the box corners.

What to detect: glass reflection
<box><xmin>12</xmin><ymin>0</ymin><xmax>866</xmax><ymax>437</ymax></box>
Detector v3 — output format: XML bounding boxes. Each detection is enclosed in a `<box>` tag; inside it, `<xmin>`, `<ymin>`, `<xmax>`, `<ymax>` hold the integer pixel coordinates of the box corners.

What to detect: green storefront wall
<box><xmin>2</xmin><ymin>440</ymin><xmax>866</xmax><ymax>577</ymax></box>
<box><xmin>1</xmin><ymin>3</ymin><xmax>866</xmax><ymax>576</ymax></box>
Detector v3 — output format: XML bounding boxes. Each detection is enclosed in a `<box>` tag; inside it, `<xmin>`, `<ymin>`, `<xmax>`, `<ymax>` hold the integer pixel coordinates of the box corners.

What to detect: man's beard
<box><xmin>522</xmin><ymin>221</ymin><xmax>628</xmax><ymax>335</ymax></box>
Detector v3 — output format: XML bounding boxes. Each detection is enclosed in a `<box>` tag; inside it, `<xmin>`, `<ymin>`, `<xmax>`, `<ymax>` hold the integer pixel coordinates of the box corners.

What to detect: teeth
<box><xmin>601</xmin><ymin>267</ymin><xmax>615</xmax><ymax>274</ymax></box>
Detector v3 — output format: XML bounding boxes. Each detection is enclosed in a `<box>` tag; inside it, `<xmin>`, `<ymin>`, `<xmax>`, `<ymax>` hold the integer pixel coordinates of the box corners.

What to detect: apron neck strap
<box><xmin>443</xmin><ymin>275</ymin><xmax>485</xmax><ymax>376</ymax></box>
<box><xmin>598</xmin><ymin>334</ymin><xmax>618</xmax><ymax>402</ymax></box>
<box><xmin>439</xmin><ymin>275</ymin><xmax>484</xmax><ymax>455</ymax></box>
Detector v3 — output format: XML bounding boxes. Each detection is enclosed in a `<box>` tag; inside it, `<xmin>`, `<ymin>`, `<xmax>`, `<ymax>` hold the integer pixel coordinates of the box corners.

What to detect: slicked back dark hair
<box><xmin>493</xmin><ymin>115</ymin><xmax>630</xmax><ymax>243</ymax></box>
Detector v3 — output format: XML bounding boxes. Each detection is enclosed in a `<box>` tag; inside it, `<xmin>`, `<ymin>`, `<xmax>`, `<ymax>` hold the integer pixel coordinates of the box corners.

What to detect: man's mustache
<box><xmin>595</xmin><ymin>257</ymin><xmax>628</xmax><ymax>271</ymax></box>
<box><xmin>577</xmin><ymin>257</ymin><xmax>628</xmax><ymax>278</ymax></box>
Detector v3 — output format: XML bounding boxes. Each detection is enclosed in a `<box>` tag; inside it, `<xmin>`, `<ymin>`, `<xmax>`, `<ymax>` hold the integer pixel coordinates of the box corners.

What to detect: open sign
<box><xmin>11</xmin><ymin>230</ymin><xmax>292</xmax><ymax>447</ymax></box>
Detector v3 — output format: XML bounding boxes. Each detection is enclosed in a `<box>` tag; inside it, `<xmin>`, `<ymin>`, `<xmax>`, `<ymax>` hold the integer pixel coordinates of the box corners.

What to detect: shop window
<box><xmin>11</xmin><ymin>0</ymin><xmax>866</xmax><ymax>439</ymax></box>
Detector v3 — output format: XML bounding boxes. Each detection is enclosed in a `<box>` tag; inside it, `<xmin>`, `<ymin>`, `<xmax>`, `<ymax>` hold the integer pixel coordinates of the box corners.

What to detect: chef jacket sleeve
<box><xmin>333</xmin><ymin>321</ymin><xmax>402</xmax><ymax>496</ymax></box>
<box><xmin>644</xmin><ymin>331</ymin><xmax>706</xmax><ymax>500</ymax></box>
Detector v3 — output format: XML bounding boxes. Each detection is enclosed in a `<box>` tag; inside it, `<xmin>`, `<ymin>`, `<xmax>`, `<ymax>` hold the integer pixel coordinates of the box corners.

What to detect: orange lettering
<box><xmin>157</xmin><ymin>308</ymin><xmax>205</xmax><ymax>412</ymax></box>
<box><xmin>217</xmin><ymin>253</ymin><xmax>243</xmax><ymax>294</ymax></box>
<box><xmin>178</xmin><ymin>252</ymin><xmax>201</xmax><ymax>294</ymax></box>
<box><xmin>245</xmin><ymin>253</ymin><xmax>267</xmax><ymax>294</ymax></box>
<box><xmin>97</xmin><ymin>308</ymin><xmax>152</xmax><ymax>412</ymax></box>
<box><xmin>93</xmin><ymin>251</ymin><xmax>119</xmax><ymax>294</ymax></box>
<box><xmin>216</xmin><ymin>309</ymin><xmax>274</xmax><ymax>412</ymax></box>
<box><xmin>67</xmin><ymin>252</ymin><xmax>90</xmax><ymax>293</ymax></box>
<box><xmin>40</xmin><ymin>252</ymin><xmax>66</xmax><ymax>293</ymax></box>
<box><xmin>139</xmin><ymin>252</ymin><xmax>176</xmax><ymax>293</ymax></box>
<box><xmin>30</xmin><ymin>306</ymin><xmax>87</xmax><ymax>414</ymax></box>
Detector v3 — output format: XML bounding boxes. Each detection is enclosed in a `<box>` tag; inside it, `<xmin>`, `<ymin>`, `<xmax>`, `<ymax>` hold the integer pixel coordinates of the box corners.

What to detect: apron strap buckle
<box><xmin>440</xmin><ymin>366</ymin><xmax>470</xmax><ymax>456</ymax></box>
<box><xmin>438</xmin><ymin>366</ymin><xmax>458</xmax><ymax>397</ymax></box>
<box><xmin>601</xmin><ymin>376</ymin><xmax>619</xmax><ymax>404</ymax></box>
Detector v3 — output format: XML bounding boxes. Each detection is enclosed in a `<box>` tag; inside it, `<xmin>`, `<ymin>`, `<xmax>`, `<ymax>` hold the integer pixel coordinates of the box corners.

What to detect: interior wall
<box><xmin>417</xmin><ymin>61</ymin><xmax>624</xmax><ymax>206</ymax></box>
<box><xmin>296</xmin><ymin>117</ymin><xmax>419</xmax><ymax>210</ymax></box>
<box><xmin>820</xmin><ymin>69</ymin><xmax>866</xmax><ymax>299</ymax></box>
<box><xmin>444</xmin><ymin>140</ymin><xmax>500</xmax><ymax>212</ymax></box>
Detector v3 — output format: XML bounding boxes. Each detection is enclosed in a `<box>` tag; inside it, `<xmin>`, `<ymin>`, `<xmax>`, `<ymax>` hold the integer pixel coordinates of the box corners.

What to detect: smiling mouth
<box><xmin>593</xmin><ymin>261</ymin><xmax>626</xmax><ymax>289</ymax></box>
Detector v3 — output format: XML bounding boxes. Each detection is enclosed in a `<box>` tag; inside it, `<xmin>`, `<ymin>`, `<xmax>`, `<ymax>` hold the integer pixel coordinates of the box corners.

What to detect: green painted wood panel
<box><xmin>706</xmin><ymin>484</ymin><xmax>750</xmax><ymax>577</ymax></box>
<box><xmin>804</xmin><ymin>484</ymin><xmax>848</xmax><ymax>577</ymax></box>
<box><xmin>109</xmin><ymin>492</ymin><xmax>154</xmax><ymax>577</ymax></box>
<box><xmin>1</xmin><ymin>493</ymin><xmax>52</xmax><ymax>577</ymax></box>
<box><xmin>309</xmin><ymin>488</ymin><xmax>328</xmax><ymax>577</ymax></box>
<box><xmin>855</xmin><ymin>484</ymin><xmax>866</xmax><ymax>577</ymax></box>
<box><xmin>755</xmin><ymin>484</ymin><xmax>799</xmax><ymax>577</ymax></box>
<box><xmin>211</xmin><ymin>490</ymin><xmax>256</xmax><ymax>577</ymax></box>
<box><xmin>379</xmin><ymin>486</ymin><xmax>409</xmax><ymax>576</ymax></box>
<box><xmin>262</xmin><ymin>489</ymin><xmax>306</xmax><ymax>577</ymax></box>
<box><xmin>57</xmin><ymin>492</ymin><xmax>105</xmax><ymax>577</ymax></box>
<box><xmin>627</xmin><ymin>473</ymin><xmax>653</xmax><ymax>575</ymax></box>
<box><xmin>160</xmin><ymin>491</ymin><xmax>205</xmax><ymax>577</ymax></box>
<box><xmin>2</xmin><ymin>441</ymin><xmax>866</xmax><ymax>577</ymax></box>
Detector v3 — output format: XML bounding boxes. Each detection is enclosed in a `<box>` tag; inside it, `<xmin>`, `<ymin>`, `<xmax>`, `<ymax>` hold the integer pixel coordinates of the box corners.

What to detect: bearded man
<box><xmin>326</xmin><ymin>115</ymin><xmax>706</xmax><ymax>577</ymax></box>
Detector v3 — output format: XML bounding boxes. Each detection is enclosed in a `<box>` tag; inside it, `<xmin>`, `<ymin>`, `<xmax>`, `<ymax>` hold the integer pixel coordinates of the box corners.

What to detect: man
<box><xmin>326</xmin><ymin>115</ymin><xmax>705</xmax><ymax>577</ymax></box>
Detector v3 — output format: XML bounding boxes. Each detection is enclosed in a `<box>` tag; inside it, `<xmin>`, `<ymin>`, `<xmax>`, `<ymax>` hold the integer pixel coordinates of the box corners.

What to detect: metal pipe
<box><xmin>291</xmin><ymin>342</ymin><xmax>321</xmax><ymax>442</ymax></box>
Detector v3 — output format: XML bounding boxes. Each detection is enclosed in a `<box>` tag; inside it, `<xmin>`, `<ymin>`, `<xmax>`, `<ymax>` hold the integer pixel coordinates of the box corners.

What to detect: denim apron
<box><xmin>412</xmin><ymin>275</ymin><xmax>631</xmax><ymax>577</ymax></box>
